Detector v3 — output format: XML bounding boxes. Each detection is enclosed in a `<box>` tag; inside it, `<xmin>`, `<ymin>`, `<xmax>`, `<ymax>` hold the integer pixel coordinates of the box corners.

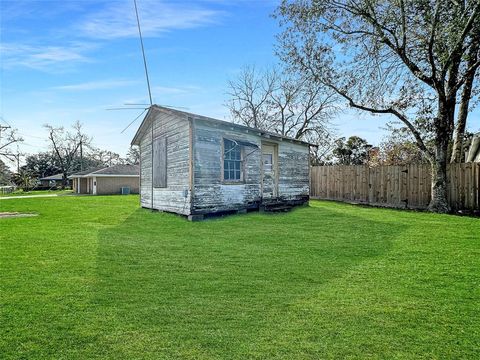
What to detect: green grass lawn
<box><xmin>0</xmin><ymin>189</ymin><xmax>73</xmax><ymax>197</ymax></box>
<box><xmin>1</xmin><ymin>196</ymin><xmax>479</xmax><ymax>359</ymax></box>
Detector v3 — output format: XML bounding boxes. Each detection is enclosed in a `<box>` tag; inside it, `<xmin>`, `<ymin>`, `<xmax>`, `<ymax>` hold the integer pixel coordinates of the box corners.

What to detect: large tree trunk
<box><xmin>428</xmin><ymin>103</ymin><xmax>453</xmax><ymax>213</ymax></box>
<box><xmin>450</xmin><ymin>90</ymin><xmax>469</xmax><ymax>163</ymax></box>
<box><xmin>429</xmin><ymin>155</ymin><xmax>449</xmax><ymax>213</ymax></box>
<box><xmin>450</xmin><ymin>59</ymin><xmax>477</xmax><ymax>163</ymax></box>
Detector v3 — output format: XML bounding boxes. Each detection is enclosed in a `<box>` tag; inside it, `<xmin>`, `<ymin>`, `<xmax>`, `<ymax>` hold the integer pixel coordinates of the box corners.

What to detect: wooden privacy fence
<box><xmin>310</xmin><ymin>164</ymin><xmax>480</xmax><ymax>211</ymax></box>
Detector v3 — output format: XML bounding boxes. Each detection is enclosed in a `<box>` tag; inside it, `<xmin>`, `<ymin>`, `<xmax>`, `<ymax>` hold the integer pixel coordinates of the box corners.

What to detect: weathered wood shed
<box><xmin>131</xmin><ymin>105</ymin><xmax>311</xmax><ymax>220</ymax></box>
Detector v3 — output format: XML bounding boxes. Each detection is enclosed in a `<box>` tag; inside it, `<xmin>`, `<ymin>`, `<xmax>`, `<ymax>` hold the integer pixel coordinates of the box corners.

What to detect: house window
<box><xmin>153</xmin><ymin>137</ymin><xmax>167</xmax><ymax>188</ymax></box>
<box><xmin>223</xmin><ymin>139</ymin><xmax>242</xmax><ymax>181</ymax></box>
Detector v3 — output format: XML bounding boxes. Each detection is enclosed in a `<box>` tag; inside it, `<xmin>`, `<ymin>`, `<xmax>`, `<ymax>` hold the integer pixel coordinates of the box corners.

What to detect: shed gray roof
<box><xmin>131</xmin><ymin>105</ymin><xmax>315</xmax><ymax>147</ymax></box>
<box><xmin>39</xmin><ymin>173</ymin><xmax>64</xmax><ymax>181</ymax></box>
<box><xmin>69</xmin><ymin>164</ymin><xmax>139</xmax><ymax>178</ymax></box>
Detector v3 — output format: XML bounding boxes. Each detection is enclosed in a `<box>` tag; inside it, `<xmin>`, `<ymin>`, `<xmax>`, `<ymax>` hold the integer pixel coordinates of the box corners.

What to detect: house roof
<box><xmin>71</xmin><ymin>167</ymin><xmax>105</xmax><ymax>177</ymax></box>
<box><xmin>69</xmin><ymin>164</ymin><xmax>140</xmax><ymax>178</ymax></box>
<box><xmin>39</xmin><ymin>173</ymin><xmax>64</xmax><ymax>181</ymax></box>
<box><xmin>130</xmin><ymin>105</ymin><xmax>315</xmax><ymax>147</ymax></box>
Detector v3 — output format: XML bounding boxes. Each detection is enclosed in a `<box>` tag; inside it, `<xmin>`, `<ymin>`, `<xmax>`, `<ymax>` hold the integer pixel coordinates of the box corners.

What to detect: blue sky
<box><xmin>2</xmin><ymin>0</ymin><xmax>478</xmax><ymax>161</ymax></box>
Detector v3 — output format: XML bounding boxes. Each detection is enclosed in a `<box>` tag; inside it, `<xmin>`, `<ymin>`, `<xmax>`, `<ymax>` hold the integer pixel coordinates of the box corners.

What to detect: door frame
<box><xmin>261</xmin><ymin>141</ymin><xmax>279</xmax><ymax>198</ymax></box>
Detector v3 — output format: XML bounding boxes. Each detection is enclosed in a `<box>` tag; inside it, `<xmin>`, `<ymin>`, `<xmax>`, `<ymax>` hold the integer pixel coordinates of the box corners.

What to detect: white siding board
<box><xmin>192</xmin><ymin>121</ymin><xmax>262</xmax><ymax>214</ymax></box>
<box><xmin>277</xmin><ymin>142</ymin><xmax>310</xmax><ymax>199</ymax></box>
<box><xmin>137</xmin><ymin>108</ymin><xmax>191</xmax><ymax>214</ymax></box>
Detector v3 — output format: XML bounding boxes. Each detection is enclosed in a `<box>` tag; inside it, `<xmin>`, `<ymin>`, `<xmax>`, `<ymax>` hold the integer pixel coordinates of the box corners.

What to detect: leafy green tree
<box><xmin>126</xmin><ymin>146</ymin><xmax>140</xmax><ymax>165</ymax></box>
<box><xmin>89</xmin><ymin>149</ymin><xmax>125</xmax><ymax>168</ymax></box>
<box><xmin>11</xmin><ymin>169</ymin><xmax>35</xmax><ymax>191</ymax></box>
<box><xmin>333</xmin><ymin>136</ymin><xmax>373</xmax><ymax>165</ymax></box>
<box><xmin>0</xmin><ymin>159</ymin><xmax>12</xmax><ymax>185</ymax></box>
<box><xmin>22</xmin><ymin>152</ymin><xmax>62</xmax><ymax>178</ymax></box>
<box><xmin>276</xmin><ymin>0</ymin><xmax>480</xmax><ymax>212</ymax></box>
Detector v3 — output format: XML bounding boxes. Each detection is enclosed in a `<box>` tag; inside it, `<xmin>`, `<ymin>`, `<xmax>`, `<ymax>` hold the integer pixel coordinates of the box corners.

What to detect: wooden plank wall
<box><xmin>152</xmin><ymin>137</ymin><xmax>167</xmax><ymax>188</ymax></box>
<box><xmin>139</xmin><ymin>108</ymin><xmax>191</xmax><ymax>214</ymax></box>
<box><xmin>310</xmin><ymin>163</ymin><xmax>480</xmax><ymax>211</ymax></box>
<box><xmin>192</xmin><ymin>121</ymin><xmax>262</xmax><ymax>214</ymax></box>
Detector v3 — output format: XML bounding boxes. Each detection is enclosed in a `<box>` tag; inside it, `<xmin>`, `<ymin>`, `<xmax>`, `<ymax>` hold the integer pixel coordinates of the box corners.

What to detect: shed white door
<box><xmin>261</xmin><ymin>143</ymin><xmax>278</xmax><ymax>199</ymax></box>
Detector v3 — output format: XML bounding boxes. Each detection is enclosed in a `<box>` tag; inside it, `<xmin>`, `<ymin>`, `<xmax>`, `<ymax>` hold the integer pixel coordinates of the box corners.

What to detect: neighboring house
<box><xmin>131</xmin><ymin>105</ymin><xmax>312</xmax><ymax>220</ymax></box>
<box><xmin>69</xmin><ymin>164</ymin><xmax>139</xmax><ymax>195</ymax></box>
<box><xmin>39</xmin><ymin>173</ymin><xmax>70</xmax><ymax>188</ymax></box>
<box><xmin>466</xmin><ymin>132</ymin><xmax>480</xmax><ymax>163</ymax></box>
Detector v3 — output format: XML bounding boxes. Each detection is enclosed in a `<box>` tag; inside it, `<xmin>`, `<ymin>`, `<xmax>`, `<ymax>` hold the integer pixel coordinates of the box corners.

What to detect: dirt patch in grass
<box><xmin>0</xmin><ymin>212</ymin><xmax>38</xmax><ymax>219</ymax></box>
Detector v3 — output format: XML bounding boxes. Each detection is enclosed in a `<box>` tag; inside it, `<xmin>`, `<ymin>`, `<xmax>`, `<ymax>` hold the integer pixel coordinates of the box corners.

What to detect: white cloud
<box><xmin>77</xmin><ymin>0</ymin><xmax>225</xmax><ymax>40</ymax></box>
<box><xmin>0</xmin><ymin>0</ymin><xmax>90</xmax><ymax>23</ymax></box>
<box><xmin>1</xmin><ymin>1</ymin><xmax>226</xmax><ymax>72</ymax></box>
<box><xmin>152</xmin><ymin>85</ymin><xmax>202</xmax><ymax>95</ymax></box>
<box><xmin>53</xmin><ymin>79</ymin><xmax>140</xmax><ymax>91</ymax></box>
<box><xmin>0</xmin><ymin>42</ymin><xmax>96</xmax><ymax>71</ymax></box>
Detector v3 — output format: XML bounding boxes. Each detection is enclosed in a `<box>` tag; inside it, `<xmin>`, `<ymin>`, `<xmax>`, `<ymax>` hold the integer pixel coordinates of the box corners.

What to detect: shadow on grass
<box><xmin>89</xmin><ymin>205</ymin><xmax>407</xmax><ymax>359</ymax></box>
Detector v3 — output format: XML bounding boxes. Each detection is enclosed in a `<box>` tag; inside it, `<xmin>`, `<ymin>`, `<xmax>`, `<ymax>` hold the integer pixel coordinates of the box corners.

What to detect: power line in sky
<box><xmin>20</xmin><ymin>142</ymin><xmax>49</xmax><ymax>149</ymax></box>
<box><xmin>17</xmin><ymin>132</ymin><xmax>45</xmax><ymax>140</ymax></box>
<box><xmin>0</xmin><ymin>116</ymin><xmax>12</xmax><ymax>127</ymax></box>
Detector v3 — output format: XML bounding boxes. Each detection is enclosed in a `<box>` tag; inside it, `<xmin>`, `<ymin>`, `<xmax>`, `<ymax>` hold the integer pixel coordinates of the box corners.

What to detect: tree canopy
<box><xmin>276</xmin><ymin>0</ymin><xmax>480</xmax><ymax>212</ymax></box>
<box><xmin>333</xmin><ymin>136</ymin><xmax>373</xmax><ymax>165</ymax></box>
<box><xmin>226</xmin><ymin>65</ymin><xmax>337</xmax><ymax>145</ymax></box>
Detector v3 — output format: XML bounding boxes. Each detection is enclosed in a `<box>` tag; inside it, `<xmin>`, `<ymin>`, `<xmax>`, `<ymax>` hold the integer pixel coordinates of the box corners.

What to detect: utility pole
<box><xmin>15</xmin><ymin>145</ymin><xmax>20</xmax><ymax>173</ymax></box>
<box><xmin>80</xmin><ymin>139</ymin><xmax>83</xmax><ymax>171</ymax></box>
<box><xmin>15</xmin><ymin>153</ymin><xmax>20</xmax><ymax>174</ymax></box>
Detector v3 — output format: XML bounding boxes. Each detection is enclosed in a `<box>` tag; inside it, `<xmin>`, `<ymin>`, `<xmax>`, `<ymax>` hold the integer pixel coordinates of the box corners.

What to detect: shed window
<box><xmin>223</xmin><ymin>139</ymin><xmax>242</xmax><ymax>181</ymax></box>
<box><xmin>153</xmin><ymin>137</ymin><xmax>167</xmax><ymax>188</ymax></box>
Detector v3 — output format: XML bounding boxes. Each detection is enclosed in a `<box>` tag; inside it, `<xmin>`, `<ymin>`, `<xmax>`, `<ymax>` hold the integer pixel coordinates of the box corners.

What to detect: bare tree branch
<box><xmin>442</xmin><ymin>0</ymin><xmax>480</xmax><ymax>76</ymax></box>
<box><xmin>324</xmin><ymin>81</ymin><xmax>433</xmax><ymax>161</ymax></box>
<box><xmin>44</xmin><ymin>121</ymin><xmax>91</xmax><ymax>188</ymax></box>
<box><xmin>227</xmin><ymin>65</ymin><xmax>337</xmax><ymax>144</ymax></box>
<box><xmin>428</xmin><ymin>1</ymin><xmax>441</xmax><ymax>86</ymax></box>
<box><xmin>275</xmin><ymin>0</ymin><xmax>480</xmax><ymax>211</ymax></box>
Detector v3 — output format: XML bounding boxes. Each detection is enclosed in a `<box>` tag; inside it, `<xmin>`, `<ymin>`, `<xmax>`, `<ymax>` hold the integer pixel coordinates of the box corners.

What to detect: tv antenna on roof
<box><xmin>112</xmin><ymin>1</ymin><xmax>189</xmax><ymax>134</ymax></box>
<box><xmin>134</xmin><ymin>0</ymin><xmax>152</xmax><ymax>106</ymax></box>
<box><xmin>132</xmin><ymin>0</ymin><xmax>155</xmax><ymax>211</ymax></box>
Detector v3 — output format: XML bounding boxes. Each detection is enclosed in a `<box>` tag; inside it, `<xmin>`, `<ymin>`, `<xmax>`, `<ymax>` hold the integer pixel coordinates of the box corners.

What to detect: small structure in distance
<box><xmin>39</xmin><ymin>173</ymin><xmax>71</xmax><ymax>189</ymax></box>
<box><xmin>70</xmin><ymin>164</ymin><xmax>139</xmax><ymax>195</ymax></box>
